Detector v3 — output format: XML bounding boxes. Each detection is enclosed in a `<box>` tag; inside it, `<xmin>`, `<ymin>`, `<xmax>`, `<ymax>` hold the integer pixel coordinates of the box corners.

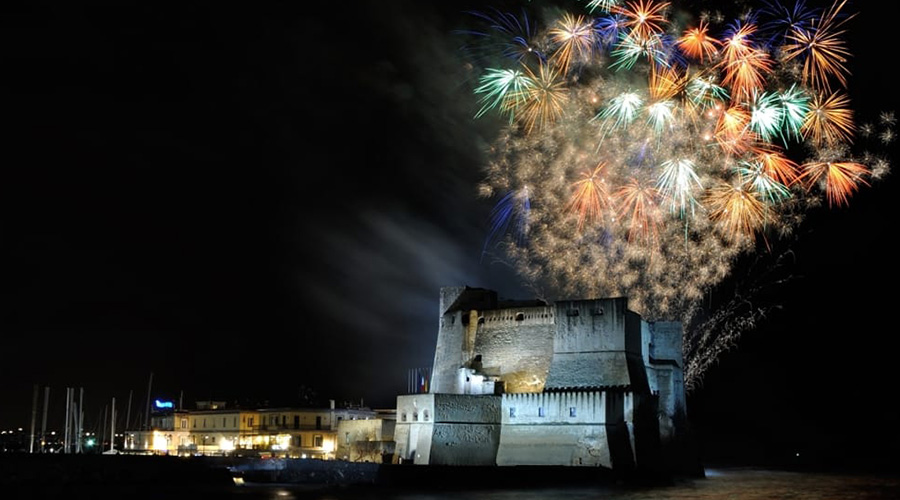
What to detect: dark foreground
<box><xmin>3</xmin><ymin>454</ymin><xmax>898</xmax><ymax>499</ymax></box>
<box><xmin>0</xmin><ymin>453</ymin><xmax>681</xmax><ymax>498</ymax></box>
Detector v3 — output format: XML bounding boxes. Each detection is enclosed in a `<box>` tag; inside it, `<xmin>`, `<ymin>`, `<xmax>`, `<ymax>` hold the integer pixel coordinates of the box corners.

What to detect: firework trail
<box><xmin>462</xmin><ymin>0</ymin><xmax>892</xmax><ymax>389</ymax></box>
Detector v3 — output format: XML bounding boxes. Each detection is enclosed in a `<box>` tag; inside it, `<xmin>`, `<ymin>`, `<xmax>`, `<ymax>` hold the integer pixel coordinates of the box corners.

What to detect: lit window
<box><xmin>509</xmin><ymin>407</ymin><xmax>517</xmax><ymax>418</ymax></box>
<box><xmin>314</xmin><ymin>435</ymin><xmax>323</xmax><ymax>448</ymax></box>
<box><xmin>538</xmin><ymin>407</ymin><xmax>545</xmax><ymax>417</ymax></box>
<box><xmin>345</xmin><ymin>432</ymin><xmax>350</xmax><ymax>445</ymax></box>
<box><xmin>569</xmin><ymin>407</ymin><xmax>577</xmax><ymax>418</ymax></box>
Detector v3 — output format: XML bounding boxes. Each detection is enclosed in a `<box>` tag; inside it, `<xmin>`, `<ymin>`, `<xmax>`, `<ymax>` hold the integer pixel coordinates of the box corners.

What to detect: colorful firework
<box><xmin>781</xmin><ymin>0</ymin><xmax>854</xmax><ymax>92</ymax></box>
<box><xmin>464</xmin><ymin>0</ymin><xmax>888</xmax><ymax>389</ymax></box>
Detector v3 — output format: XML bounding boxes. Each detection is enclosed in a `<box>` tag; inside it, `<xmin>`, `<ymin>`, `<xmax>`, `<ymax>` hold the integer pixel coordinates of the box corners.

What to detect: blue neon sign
<box><xmin>154</xmin><ymin>399</ymin><xmax>174</xmax><ymax>409</ymax></box>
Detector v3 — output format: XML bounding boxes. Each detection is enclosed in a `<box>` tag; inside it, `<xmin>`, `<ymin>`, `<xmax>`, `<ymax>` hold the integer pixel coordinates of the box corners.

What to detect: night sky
<box><xmin>3</xmin><ymin>0</ymin><xmax>897</xmax><ymax>467</ymax></box>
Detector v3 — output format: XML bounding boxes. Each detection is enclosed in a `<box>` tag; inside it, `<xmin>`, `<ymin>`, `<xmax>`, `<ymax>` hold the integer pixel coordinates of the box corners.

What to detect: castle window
<box><xmin>509</xmin><ymin>407</ymin><xmax>517</xmax><ymax>418</ymax></box>
<box><xmin>413</xmin><ymin>412</ymin><xmax>418</xmax><ymax>421</ymax></box>
<box><xmin>423</xmin><ymin>410</ymin><xmax>430</xmax><ymax>421</ymax></box>
<box><xmin>401</xmin><ymin>413</ymin><xmax>407</xmax><ymax>422</ymax></box>
<box><xmin>592</xmin><ymin>307</ymin><xmax>604</xmax><ymax>316</ymax></box>
<box><xmin>515</xmin><ymin>312</ymin><xmax>524</xmax><ymax>321</ymax></box>
<box><xmin>478</xmin><ymin>316</ymin><xmax>485</xmax><ymax>325</ymax></box>
<box><xmin>538</xmin><ymin>407</ymin><xmax>545</xmax><ymax>417</ymax></box>
<box><xmin>569</xmin><ymin>407</ymin><xmax>577</xmax><ymax>418</ymax></box>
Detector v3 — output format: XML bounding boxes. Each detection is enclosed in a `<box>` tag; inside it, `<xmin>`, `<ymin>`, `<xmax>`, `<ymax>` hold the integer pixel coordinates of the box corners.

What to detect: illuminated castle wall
<box><xmin>394</xmin><ymin>286</ymin><xmax>686</xmax><ymax>470</ymax></box>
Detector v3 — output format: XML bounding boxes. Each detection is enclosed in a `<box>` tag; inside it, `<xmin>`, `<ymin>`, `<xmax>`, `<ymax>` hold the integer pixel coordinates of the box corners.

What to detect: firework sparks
<box><xmin>549</xmin><ymin>13</ymin><xmax>596</xmax><ymax>74</ymax></box>
<box><xmin>781</xmin><ymin>0</ymin><xmax>855</xmax><ymax>92</ymax></box>
<box><xmin>461</xmin><ymin>0</ymin><xmax>886</xmax><ymax>389</ymax></box>
<box><xmin>799</xmin><ymin>160</ymin><xmax>869</xmax><ymax>207</ymax></box>
<box><xmin>568</xmin><ymin>163</ymin><xmax>612</xmax><ymax>230</ymax></box>
<box><xmin>677</xmin><ymin>20</ymin><xmax>719</xmax><ymax>62</ymax></box>
<box><xmin>613</xmin><ymin>0</ymin><xmax>671</xmax><ymax>46</ymax></box>
<box><xmin>802</xmin><ymin>91</ymin><xmax>854</xmax><ymax>146</ymax></box>
<box><xmin>705</xmin><ymin>180</ymin><xmax>767</xmax><ymax>240</ymax></box>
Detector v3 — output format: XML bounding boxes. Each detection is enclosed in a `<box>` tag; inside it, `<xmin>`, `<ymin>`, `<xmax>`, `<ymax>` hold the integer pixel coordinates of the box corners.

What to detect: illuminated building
<box><xmin>124</xmin><ymin>401</ymin><xmax>375</xmax><ymax>459</ymax></box>
<box><xmin>394</xmin><ymin>287</ymin><xmax>688</xmax><ymax>471</ymax></box>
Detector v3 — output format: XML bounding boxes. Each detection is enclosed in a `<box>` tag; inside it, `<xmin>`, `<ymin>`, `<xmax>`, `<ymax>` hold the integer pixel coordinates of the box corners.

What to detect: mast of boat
<box><xmin>63</xmin><ymin>387</ymin><xmax>71</xmax><ymax>454</ymax></box>
<box><xmin>144</xmin><ymin>372</ymin><xmax>153</xmax><ymax>431</ymax></box>
<box><xmin>28</xmin><ymin>384</ymin><xmax>38</xmax><ymax>453</ymax></box>
<box><xmin>75</xmin><ymin>387</ymin><xmax>84</xmax><ymax>454</ymax></box>
<box><xmin>109</xmin><ymin>397</ymin><xmax>116</xmax><ymax>453</ymax></box>
<box><xmin>40</xmin><ymin>387</ymin><xmax>49</xmax><ymax>453</ymax></box>
<box><xmin>125</xmin><ymin>389</ymin><xmax>133</xmax><ymax>431</ymax></box>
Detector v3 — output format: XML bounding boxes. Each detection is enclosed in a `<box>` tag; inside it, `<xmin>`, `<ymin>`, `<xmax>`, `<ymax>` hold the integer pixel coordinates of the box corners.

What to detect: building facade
<box><xmin>125</xmin><ymin>401</ymin><xmax>376</xmax><ymax>459</ymax></box>
<box><xmin>394</xmin><ymin>287</ymin><xmax>686</xmax><ymax>470</ymax></box>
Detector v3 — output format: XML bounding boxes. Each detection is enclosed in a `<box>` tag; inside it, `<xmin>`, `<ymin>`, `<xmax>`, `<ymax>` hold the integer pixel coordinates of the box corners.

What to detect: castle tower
<box><xmin>543</xmin><ymin>297</ymin><xmax>650</xmax><ymax>393</ymax></box>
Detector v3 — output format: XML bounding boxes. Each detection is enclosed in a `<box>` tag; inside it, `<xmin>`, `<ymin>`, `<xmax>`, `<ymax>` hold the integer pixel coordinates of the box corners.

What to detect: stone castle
<box><xmin>394</xmin><ymin>286</ymin><xmax>688</xmax><ymax>471</ymax></box>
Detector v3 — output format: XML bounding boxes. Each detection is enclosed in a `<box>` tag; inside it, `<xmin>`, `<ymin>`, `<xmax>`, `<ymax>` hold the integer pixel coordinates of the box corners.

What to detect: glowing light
<box><xmin>657</xmin><ymin>159</ymin><xmax>702</xmax><ymax>216</ymax></box>
<box><xmin>595</xmin><ymin>91</ymin><xmax>644</xmax><ymax>131</ymax></box>
<box><xmin>568</xmin><ymin>163</ymin><xmax>611</xmax><ymax>230</ymax></box>
<box><xmin>613</xmin><ymin>0</ymin><xmax>670</xmax><ymax>45</ymax></box>
<box><xmin>473</xmin><ymin>68</ymin><xmax>533</xmax><ymax>121</ymax></box>
<box><xmin>802</xmin><ymin>91</ymin><xmax>855</xmax><ymax>146</ymax></box>
<box><xmin>799</xmin><ymin>160</ymin><xmax>869</xmax><ymax>207</ymax></box>
<box><xmin>704</xmin><ymin>181</ymin><xmax>767</xmax><ymax>241</ymax></box>
<box><xmin>585</xmin><ymin>0</ymin><xmax>621</xmax><ymax>13</ymax></box>
<box><xmin>518</xmin><ymin>63</ymin><xmax>568</xmax><ymax>133</ymax></box>
<box><xmin>549</xmin><ymin>14</ymin><xmax>596</xmax><ymax>74</ymax></box>
<box><xmin>462</xmin><ymin>0</ymin><xmax>885</xmax><ymax>392</ymax></box>
<box><xmin>782</xmin><ymin>0</ymin><xmax>855</xmax><ymax>92</ymax></box>
<box><xmin>677</xmin><ymin>20</ymin><xmax>719</xmax><ymax>62</ymax></box>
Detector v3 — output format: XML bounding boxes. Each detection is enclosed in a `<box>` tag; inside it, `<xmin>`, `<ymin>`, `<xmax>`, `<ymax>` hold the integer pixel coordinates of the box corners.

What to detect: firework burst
<box><xmin>464</xmin><ymin>0</ymin><xmax>888</xmax><ymax>389</ymax></box>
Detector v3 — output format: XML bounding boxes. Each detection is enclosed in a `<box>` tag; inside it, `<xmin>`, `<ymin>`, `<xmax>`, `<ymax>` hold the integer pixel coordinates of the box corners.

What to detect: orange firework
<box><xmin>677</xmin><ymin>20</ymin><xmax>719</xmax><ymax>62</ymax></box>
<box><xmin>518</xmin><ymin>62</ymin><xmax>568</xmax><ymax>134</ymax></box>
<box><xmin>704</xmin><ymin>180</ymin><xmax>767</xmax><ymax>241</ymax></box>
<box><xmin>648</xmin><ymin>66</ymin><xmax>686</xmax><ymax>101</ymax></box>
<box><xmin>801</xmin><ymin>91</ymin><xmax>854</xmax><ymax>146</ymax></box>
<box><xmin>613</xmin><ymin>0</ymin><xmax>670</xmax><ymax>45</ymax></box>
<box><xmin>720</xmin><ymin>23</ymin><xmax>757</xmax><ymax>66</ymax></box>
<box><xmin>799</xmin><ymin>161</ymin><xmax>869</xmax><ymax>207</ymax></box>
<box><xmin>549</xmin><ymin>13</ymin><xmax>596</xmax><ymax>75</ymax></box>
<box><xmin>568</xmin><ymin>163</ymin><xmax>611</xmax><ymax>231</ymax></box>
<box><xmin>715</xmin><ymin>105</ymin><xmax>755</xmax><ymax>155</ymax></box>
<box><xmin>782</xmin><ymin>0</ymin><xmax>855</xmax><ymax>92</ymax></box>
<box><xmin>721</xmin><ymin>47</ymin><xmax>772</xmax><ymax>100</ymax></box>
<box><xmin>614</xmin><ymin>176</ymin><xmax>661</xmax><ymax>247</ymax></box>
<box><xmin>754</xmin><ymin>147</ymin><xmax>800</xmax><ymax>187</ymax></box>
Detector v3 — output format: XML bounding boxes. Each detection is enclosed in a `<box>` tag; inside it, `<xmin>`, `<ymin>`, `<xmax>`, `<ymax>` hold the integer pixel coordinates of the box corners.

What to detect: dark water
<box><xmin>225</xmin><ymin>468</ymin><xmax>900</xmax><ymax>499</ymax></box>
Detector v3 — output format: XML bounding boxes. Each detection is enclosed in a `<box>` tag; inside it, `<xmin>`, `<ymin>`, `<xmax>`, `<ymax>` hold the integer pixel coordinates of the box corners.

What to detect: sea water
<box><xmin>224</xmin><ymin>467</ymin><xmax>900</xmax><ymax>499</ymax></box>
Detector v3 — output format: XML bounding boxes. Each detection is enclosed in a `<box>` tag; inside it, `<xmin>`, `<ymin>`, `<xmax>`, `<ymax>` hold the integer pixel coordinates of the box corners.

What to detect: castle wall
<box><xmin>394</xmin><ymin>394</ymin><xmax>501</xmax><ymax>465</ymax></box>
<box><xmin>432</xmin><ymin>311</ymin><xmax>466</xmax><ymax>394</ymax></box>
<box><xmin>546</xmin><ymin>298</ymin><xmax>648</xmax><ymax>390</ymax></box>
<box><xmin>394</xmin><ymin>395</ymin><xmax>435</xmax><ymax>464</ymax></box>
<box><xmin>495</xmin><ymin>391</ymin><xmax>644</xmax><ymax>468</ymax></box>
<box><xmin>642</xmin><ymin>321</ymin><xmax>685</xmax><ymax>441</ymax></box>
<box><xmin>472</xmin><ymin>306</ymin><xmax>555</xmax><ymax>393</ymax></box>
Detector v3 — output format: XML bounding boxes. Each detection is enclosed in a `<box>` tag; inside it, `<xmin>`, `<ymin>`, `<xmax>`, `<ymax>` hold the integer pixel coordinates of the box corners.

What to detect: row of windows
<box><xmin>400</xmin><ymin>410</ymin><xmax>429</xmax><ymax>422</ymax></box>
<box><xmin>508</xmin><ymin>407</ymin><xmax>576</xmax><ymax>418</ymax></box>
<box><xmin>186</xmin><ymin>415</ymin><xmax>325</xmax><ymax>430</ymax></box>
